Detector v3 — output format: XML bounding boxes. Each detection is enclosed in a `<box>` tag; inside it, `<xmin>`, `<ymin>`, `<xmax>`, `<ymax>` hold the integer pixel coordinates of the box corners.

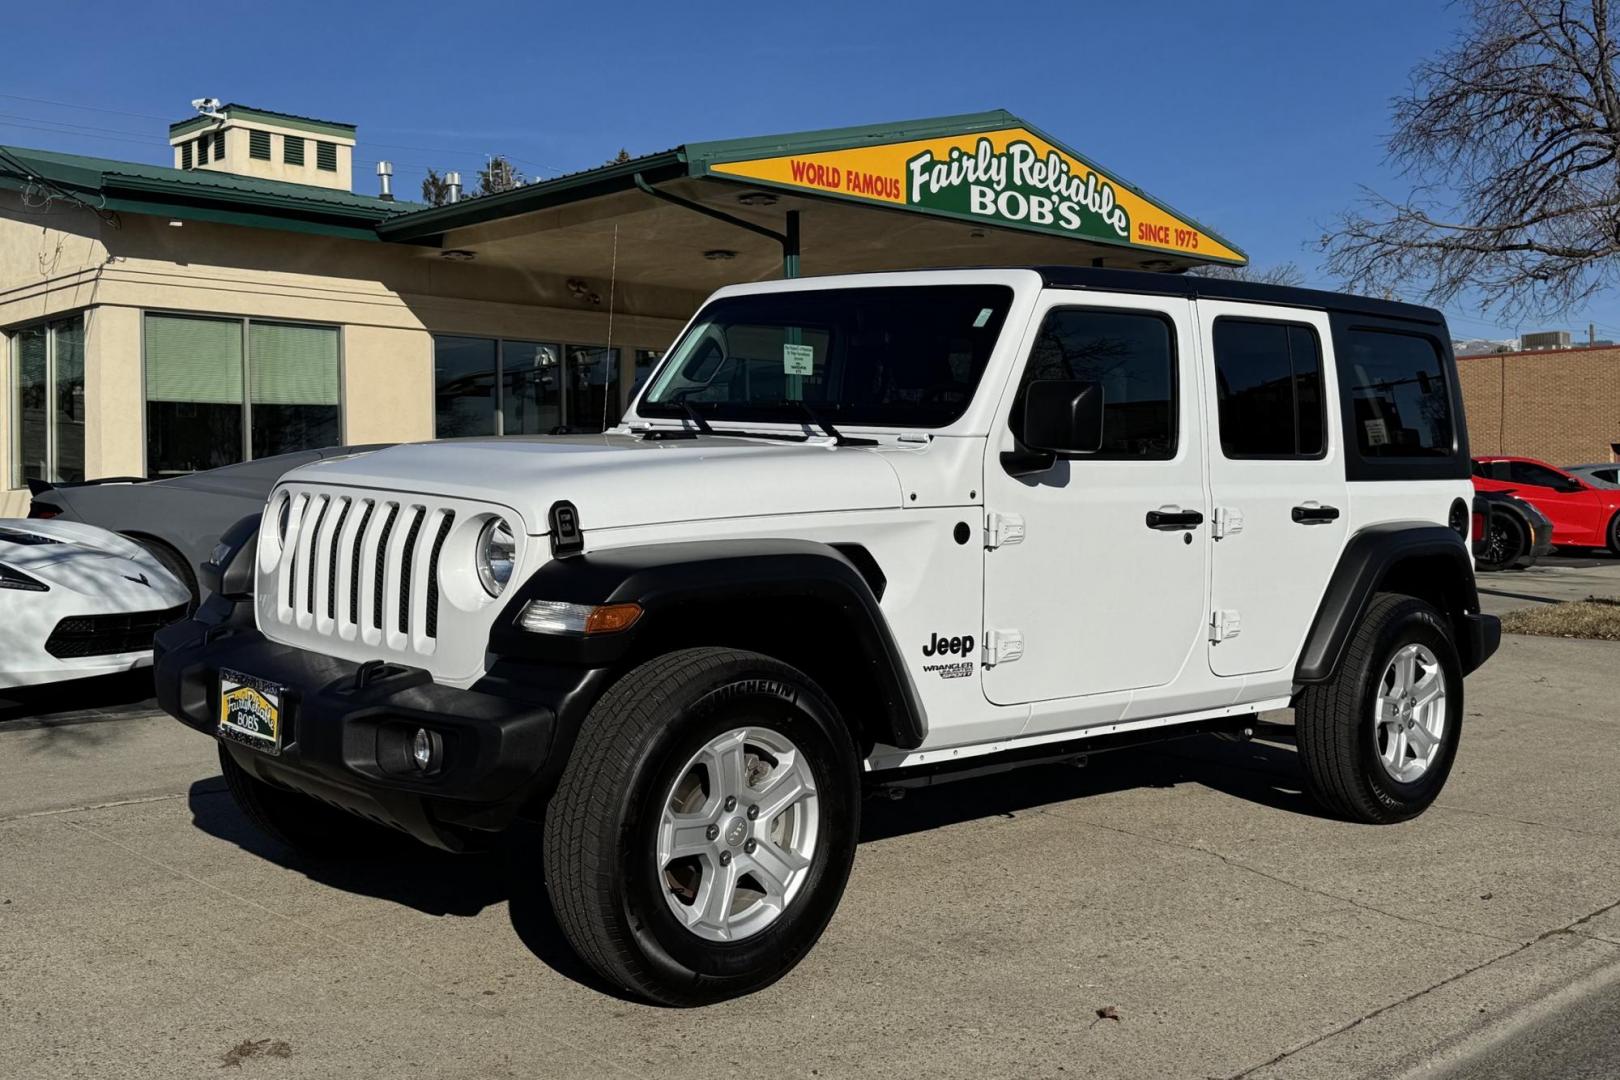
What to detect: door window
<box><xmin>1507</xmin><ymin>460</ymin><xmax>1573</xmax><ymax>489</ymax></box>
<box><xmin>1012</xmin><ymin>309</ymin><xmax>1176</xmax><ymax>458</ymax></box>
<box><xmin>1211</xmin><ymin>319</ymin><xmax>1324</xmax><ymax>458</ymax></box>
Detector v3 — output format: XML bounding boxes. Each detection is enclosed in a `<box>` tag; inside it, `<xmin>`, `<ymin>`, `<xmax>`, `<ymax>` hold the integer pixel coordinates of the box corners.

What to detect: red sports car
<box><xmin>1472</xmin><ymin>455</ymin><xmax>1620</xmax><ymax>553</ymax></box>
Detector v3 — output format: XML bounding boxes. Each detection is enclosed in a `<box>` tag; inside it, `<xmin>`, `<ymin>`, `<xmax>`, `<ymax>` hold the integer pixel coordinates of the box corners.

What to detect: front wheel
<box><xmin>1607</xmin><ymin>511</ymin><xmax>1620</xmax><ymax>556</ymax></box>
<box><xmin>542</xmin><ymin>648</ymin><xmax>860</xmax><ymax>1005</ymax></box>
<box><xmin>1295</xmin><ymin>593</ymin><xmax>1463</xmax><ymax>824</ymax></box>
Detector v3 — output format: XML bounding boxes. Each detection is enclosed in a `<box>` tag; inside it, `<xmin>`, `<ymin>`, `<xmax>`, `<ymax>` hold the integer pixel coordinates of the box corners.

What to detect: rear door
<box><xmin>1198</xmin><ymin>301</ymin><xmax>1347</xmax><ymax>677</ymax></box>
<box><xmin>981</xmin><ymin>290</ymin><xmax>1208</xmax><ymax>708</ymax></box>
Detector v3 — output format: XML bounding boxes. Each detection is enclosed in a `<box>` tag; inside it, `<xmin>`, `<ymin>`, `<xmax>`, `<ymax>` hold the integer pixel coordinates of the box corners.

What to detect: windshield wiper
<box><xmin>676</xmin><ymin>399</ymin><xmax>715</xmax><ymax>435</ymax></box>
<box><xmin>787</xmin><ymin>401</ymin><xmax>875</xmax><ymax>446</ymax></box>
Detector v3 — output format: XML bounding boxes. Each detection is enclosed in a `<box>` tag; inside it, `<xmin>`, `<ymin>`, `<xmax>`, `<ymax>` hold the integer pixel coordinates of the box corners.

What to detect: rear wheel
<box><xmin>542</xmin><ymin>647</ymin><xmax>860</xmax><ymax>1005</ymax></box>
<box><xmin>1607</xmin><ymin>512</ymin><xmax>1620</xmax><ymax>556</ymax></box>
<box><xmin>1476</xmin><ymin>510</ymin><xmax>1527</xmax><ymax>571</ymax></box>
<box><xmin>1295</xmin><ymin>593</ymin><xmax>1463</xmax><ymax>824</ymax></box>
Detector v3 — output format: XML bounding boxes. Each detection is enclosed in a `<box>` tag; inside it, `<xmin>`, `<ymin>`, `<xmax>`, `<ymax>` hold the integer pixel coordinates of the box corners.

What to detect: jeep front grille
<box><xmin>264</xmin><ymin>490</ymin><xmax>457</xmax><ymax>651</ymax></box>
<box><xmin>257</xmin><ymin>483</ymin><xmax>531</xmax><ymax>682</ymax></box>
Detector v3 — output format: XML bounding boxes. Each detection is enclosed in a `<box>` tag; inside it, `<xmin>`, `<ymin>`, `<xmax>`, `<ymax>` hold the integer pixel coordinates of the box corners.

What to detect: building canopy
<box><xmin>375</xmin><ymin>110</ymin><xmax>1244</xmax><ymax>310</ymax></box>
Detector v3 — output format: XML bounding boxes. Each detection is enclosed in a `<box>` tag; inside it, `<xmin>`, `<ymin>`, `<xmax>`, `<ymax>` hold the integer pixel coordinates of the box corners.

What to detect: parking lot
<box><xmin>3</xmin><ymin>560</ymin><xmax>1619</xmax><ymax>1080</ymax></box>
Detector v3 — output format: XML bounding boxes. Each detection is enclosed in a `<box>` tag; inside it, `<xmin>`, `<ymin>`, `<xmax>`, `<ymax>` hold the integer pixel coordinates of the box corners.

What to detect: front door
<box><xmin>1198</xmin><ymin>301</ymin><xmax>1347</xmax><ymax>677</ymax></box>
<box><xmin>981</xmin><ymin>291</ymin><xmax>1208</xmax><ymax>707</ymax></box>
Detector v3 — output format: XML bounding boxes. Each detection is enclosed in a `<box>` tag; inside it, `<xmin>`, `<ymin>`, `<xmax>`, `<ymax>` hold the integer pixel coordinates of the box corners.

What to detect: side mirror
<box><xmin>1556</xmin><ymin>477</ymin><xmax>1584</xmax><ymax>493</ymax></box>
<box><xmin>1022</xmin><ymin>379</ymin><xmax>1104</xmax><ymax>455</ymax></box>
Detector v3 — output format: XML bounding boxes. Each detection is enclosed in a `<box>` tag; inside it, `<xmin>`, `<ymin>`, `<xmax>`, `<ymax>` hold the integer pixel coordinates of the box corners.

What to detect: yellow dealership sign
<box><xmin>708</xmin><ymin>125</ymin><xmax>1244</xmax><ymax>265</ymax></box>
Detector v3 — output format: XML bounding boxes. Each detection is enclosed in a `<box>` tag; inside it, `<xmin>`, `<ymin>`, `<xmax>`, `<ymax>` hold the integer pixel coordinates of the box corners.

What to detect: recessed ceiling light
<box><xmin>167</xmin><ymin>220</ymin><xmax>184</xmax><ymax>228</ymax></box>
<box><xmin>704</xmin><ymin>249</ymin><xmax>737</xmax><ymax>261</ymax></box>
<box><xmin>440</xmin><ymin>249</ymin><xmax>476</xmax><ymax>261</ymax></box>
<box><xmin>736</xmin><ymin>191</ymin><xmax>778</xmax><ymax>206</ymax></box>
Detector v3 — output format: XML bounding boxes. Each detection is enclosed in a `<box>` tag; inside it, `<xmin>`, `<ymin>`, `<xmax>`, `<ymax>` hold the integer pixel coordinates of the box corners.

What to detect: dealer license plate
<box><xmin>217</xmin><ymin>669</ymin><xmax>282</xmax><ymax>755</ymax></box>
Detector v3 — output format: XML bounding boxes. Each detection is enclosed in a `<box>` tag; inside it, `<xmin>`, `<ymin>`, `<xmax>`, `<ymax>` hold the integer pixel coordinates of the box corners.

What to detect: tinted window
<box><xmin>642</xmin><ymin>285</ymin><xmax>1012</xmax><ymax>429</ymax></box>
<box><xmin>1212</xmin><ymin>319</ymin><xmax>1324</xmax><ymax>457</ymax></box>
<box><xmin>1508</xmin><ymin>461</ymin><xmax>1571</xmax><ymax>488</ymax></box>
<box><xmin>1014</xmin><ymin>309</ymin><xmax>1176</xmax><ymax>458</ymax></box>
<box><xmin>1595</xmin><ymin>468</ymin><xmax>1618</xmax><ymax>484</ymax></box>
<box><xmin>1341</xmin><ymin>330</ymin><xmax>1453</xmax><ymax>457</ymax></box>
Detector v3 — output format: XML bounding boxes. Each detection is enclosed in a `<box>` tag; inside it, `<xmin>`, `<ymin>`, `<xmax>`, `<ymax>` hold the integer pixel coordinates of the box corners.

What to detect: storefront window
<box><xmin>566</xmin><ymin>345</ymin><xmax>621</xmax><ymax>431</ymax></box>
<box><xmin>500</xmin><ymin>341</ymin><xmax>562</xmax><ymax>435</ymax></box>
<box><xmin>434</xmin><ymin>335</ymin><xmax>626</xmax><ymax>436</ymax></box>
<box><xmin>433</xmin><ymin>335</ymin><xmax>498</xmax><ymax>438</ymax></box>
<box><xmin>632</xmin><ymin>349</ymin><xmax>662</xmax><ymax>397</ymax></box>
<box><xmin>11</xmin><ymin>314</ymin><xmax>85</xmax><ymax>486</ymax></box>
<box><xmin>144</xmin><ymin>313</ymin><xmax>340</xmax><ymax>476</ymax></box>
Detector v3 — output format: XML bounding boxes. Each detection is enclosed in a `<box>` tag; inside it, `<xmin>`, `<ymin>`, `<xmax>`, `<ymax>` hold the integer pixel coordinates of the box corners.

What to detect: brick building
<box><xmin>1456</xmin><ymin>345</ymin><xmax>1620</xmax><ymax>465</ymax></box>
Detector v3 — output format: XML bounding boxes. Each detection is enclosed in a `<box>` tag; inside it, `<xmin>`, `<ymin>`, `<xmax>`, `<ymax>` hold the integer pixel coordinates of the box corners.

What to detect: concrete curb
<box><xmin>1243</xmin><ymin>929</ymin><xmax>1620</xmax><ymax>1080</ymax></box>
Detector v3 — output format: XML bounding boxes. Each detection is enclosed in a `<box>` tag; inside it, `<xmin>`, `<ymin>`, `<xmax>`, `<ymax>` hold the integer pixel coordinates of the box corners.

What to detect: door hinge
<box><xmin>983</xmin><ymin>628</ymin><xmax>1024</xmax><ymax>666</ymax></box>
<box><xmin>1210</xmin><ymin>609</ymin><xmax>1243</xmax><ymax>643</ymax></box>
<box><xmin>984</xmin><ymin>511</ymin><xmax>1026</xmax><ymax>549</ymax></box>
<box><xmin>1212</xmin><ymin>506</ymin><xmax>1244</xmax><ymax>540</ymax></box>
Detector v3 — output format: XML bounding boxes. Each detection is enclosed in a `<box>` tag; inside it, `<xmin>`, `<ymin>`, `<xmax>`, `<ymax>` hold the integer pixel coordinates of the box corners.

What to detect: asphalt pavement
<box><xmin>3</xmin><ymin>566</ymin><xmax>1620</xmax><ymax>1079</ymax></box>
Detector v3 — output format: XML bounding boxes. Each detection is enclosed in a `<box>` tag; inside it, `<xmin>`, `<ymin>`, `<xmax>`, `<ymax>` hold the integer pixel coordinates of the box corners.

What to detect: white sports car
<box><xmin>0</xmin><ymin>520</ymin><xmax>190</xmax><ymax>690</ymax></box>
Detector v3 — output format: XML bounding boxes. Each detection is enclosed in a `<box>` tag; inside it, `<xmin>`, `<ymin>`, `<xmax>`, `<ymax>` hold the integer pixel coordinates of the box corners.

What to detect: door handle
<box><xmin>1145</xmin><ymin>508</ymin><xmax>1204</xmax><ymax>530</ymax></box>
<box><xmin>1291</xmin><ymin>504</ymin><xmax>1341</xmax><ymax>524</ymax></box>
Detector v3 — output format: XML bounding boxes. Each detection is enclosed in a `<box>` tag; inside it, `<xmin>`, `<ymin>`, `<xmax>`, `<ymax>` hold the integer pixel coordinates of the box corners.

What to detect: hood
<box><xmin>0</xmin><ymin>520</ymin><xmax>190</xmax><ymax>608</ymax></box>
<box><xmin>279</xmin><ymin>433</ymin><xmax>908</xmax><ymax>533</ymax></box>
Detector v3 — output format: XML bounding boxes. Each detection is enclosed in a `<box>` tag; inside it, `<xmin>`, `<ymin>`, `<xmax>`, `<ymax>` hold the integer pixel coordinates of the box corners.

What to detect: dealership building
<box><xmin>1</xmin><ymin>104</ymin><xmax>1242</xmax><ymax>516</ymax></box>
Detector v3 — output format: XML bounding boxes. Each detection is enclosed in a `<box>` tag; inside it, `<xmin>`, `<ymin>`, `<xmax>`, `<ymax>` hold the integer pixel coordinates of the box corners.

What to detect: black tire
<box><xmin>1295</xmin><ymin>593</ymin><xmax>1463</xmax><ymax>824</ymax></box>
<box><xmin>217</xmin><ymin>744</ymin><xmax>399</xmax><ymax>858</ymax></box>
<box><xmin>1607</xmin><ymin>511</ymin><xmax>1620</xmax><ymax>557</ymax></box>
<box><xmin>542</xmin><ymin>647</ymin><xmax>860</xmax><ymax>1006</ymax></box>
<box><xmin>130</xmin><ymin>535</ymin><xmax>199</xmax><ymax>611</ymax></box>
<box><xmin>1476</xmin><ymin>510</ymin><xmax>1527</xmax><ymax>572</ymax></box>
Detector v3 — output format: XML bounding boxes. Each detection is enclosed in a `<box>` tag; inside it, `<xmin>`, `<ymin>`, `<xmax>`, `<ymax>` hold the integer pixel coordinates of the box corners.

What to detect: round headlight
<box><xmin>476</xmin><ymin>517</ymin><xmax>516</xmax><ymax>597</ymax></box>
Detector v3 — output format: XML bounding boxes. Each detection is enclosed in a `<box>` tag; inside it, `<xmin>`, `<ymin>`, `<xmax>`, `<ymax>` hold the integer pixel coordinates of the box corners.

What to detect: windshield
<box><xmin>638</xmin><ymin>284</ymin><xmax>1014</xmax><ymax>429</ymax></box>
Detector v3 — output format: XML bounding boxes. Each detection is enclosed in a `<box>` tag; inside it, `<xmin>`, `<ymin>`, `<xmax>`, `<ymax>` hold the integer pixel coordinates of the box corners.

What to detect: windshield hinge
<box><xmin>984</xmin><ymin>512</ymin><xmax>1026</xmax><ymax>550</ymax></box>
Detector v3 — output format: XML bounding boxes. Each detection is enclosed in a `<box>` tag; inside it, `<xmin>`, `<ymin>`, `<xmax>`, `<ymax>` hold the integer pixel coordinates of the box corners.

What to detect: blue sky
<box><xmin>6</xmin><ymin>0</ymin><xmax>1616</xmax><ymax>342</ymax></box>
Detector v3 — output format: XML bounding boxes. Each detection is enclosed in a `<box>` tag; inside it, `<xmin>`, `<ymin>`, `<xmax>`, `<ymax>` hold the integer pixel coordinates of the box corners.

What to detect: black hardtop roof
<box><xmin>1033</xmin><ymin>266</ymin><xmax>1445</xmax><ymax>326</ymax></box>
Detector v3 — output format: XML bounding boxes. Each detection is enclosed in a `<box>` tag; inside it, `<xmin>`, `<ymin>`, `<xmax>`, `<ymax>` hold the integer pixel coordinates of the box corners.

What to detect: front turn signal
<box><xmin>518</xmin><ymin>600</ymin><xmax>642</xmax><ymax>635</ymax></box>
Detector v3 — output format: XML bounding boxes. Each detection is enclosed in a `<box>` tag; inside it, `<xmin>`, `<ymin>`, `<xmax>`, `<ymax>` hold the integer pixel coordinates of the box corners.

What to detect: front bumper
<box><xmin>154</xmin><ymin>614</ymin><xmax>561</xmax><ymax>850</ymax></box>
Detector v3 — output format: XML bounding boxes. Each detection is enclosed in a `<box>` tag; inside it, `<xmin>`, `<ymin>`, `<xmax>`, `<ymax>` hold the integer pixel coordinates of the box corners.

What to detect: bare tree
<box><xmin>1319</xmin><ymin>0</ymin><xmax>1620</xmax><ymax>317</ymax></box>
<box><xmin>1194</xmin><ymin>261</ymin><xmax>1307</xmax><ymax>286</ymax></box>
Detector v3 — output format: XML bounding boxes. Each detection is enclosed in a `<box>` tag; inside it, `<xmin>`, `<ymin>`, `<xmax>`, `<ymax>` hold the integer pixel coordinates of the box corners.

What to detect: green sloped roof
<box><xmin>0</xmin><ymin>144</ymin><xmax>417</xmax><ymax>239</ymax></box>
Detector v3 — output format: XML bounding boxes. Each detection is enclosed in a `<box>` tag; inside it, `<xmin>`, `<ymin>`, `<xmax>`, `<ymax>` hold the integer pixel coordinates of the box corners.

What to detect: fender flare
<box><xmin>487</xmin><ymin>538</ymin><xmax>927</xmax><ymax>749</ymax></box>
<box><xmin>1296</xmin><ymin>522</ymin><xmax>1487</xmax><ymax>683</ymax></box>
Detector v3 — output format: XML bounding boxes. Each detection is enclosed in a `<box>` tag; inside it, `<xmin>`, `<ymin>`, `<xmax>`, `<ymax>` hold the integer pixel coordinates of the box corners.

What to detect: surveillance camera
<box><xmin>191</xmin><ymin>97</ymin><xmax>222</xmax><ymax>113</ymax></box>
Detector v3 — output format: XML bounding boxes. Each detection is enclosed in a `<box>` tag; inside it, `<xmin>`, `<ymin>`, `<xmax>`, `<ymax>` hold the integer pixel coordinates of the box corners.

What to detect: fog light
<box><xmin>412</xmin><ymin>728</ymin><xmax>435</xmax><ymax>771</ymax></box>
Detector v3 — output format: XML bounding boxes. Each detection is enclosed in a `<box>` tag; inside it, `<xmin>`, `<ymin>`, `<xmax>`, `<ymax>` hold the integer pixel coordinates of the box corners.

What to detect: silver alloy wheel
<box><xmin>656</xmin><ymin>726</ymin><xmax>819</xmax><ymax>942</ymax></box>
<box><xmin>1372</xmin><ymin>642</ymin><xmax>1448</xmax><ymax>783</ymax></box>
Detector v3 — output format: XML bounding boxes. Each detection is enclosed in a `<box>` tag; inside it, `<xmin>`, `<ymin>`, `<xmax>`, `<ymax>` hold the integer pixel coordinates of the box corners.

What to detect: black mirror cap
<box><xmin>200</xmin><ymin>513</ymin><xmax>261</xmax><ymax>599</ymax></box>
<box><xmin>1022</xmin><ymin>379</ymin><xmax>1104</xmax><ymax>455</ymax></box>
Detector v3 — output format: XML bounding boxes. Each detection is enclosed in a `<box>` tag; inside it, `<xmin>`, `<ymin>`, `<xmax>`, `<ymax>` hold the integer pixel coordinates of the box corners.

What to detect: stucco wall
<box><xmin>1456</xmin><ymin>347</ymin><xmax>1620</xmax><ymax>465</ymax></box>
<box><xmin>0</xmin><ymin>203</ymin><xmax>691</xmax><ymax>517</ymax></box>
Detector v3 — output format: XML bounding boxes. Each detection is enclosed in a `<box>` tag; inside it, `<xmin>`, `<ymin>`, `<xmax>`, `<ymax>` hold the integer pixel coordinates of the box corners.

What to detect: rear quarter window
<box><xmin>1339</xmin><ymin>329</ymin><xmax>1454</xmax><ymax>458</ymax></box>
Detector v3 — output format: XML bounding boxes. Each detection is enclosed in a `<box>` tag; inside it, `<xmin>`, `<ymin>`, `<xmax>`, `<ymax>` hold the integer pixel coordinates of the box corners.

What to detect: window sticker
<box><xmin>973</xmin><ymin>307</ymin><xmax>993</xmax><ymax>328</ymax></box>
<box><xmin>783</xmin><ymin>343</ymin><xmax>815</xmax><ymax>375</ymax></box>
<box><xmin>1364</xmin><ymin>418</ymin><xmax>1390</xmax><ymax>447</ymax></box>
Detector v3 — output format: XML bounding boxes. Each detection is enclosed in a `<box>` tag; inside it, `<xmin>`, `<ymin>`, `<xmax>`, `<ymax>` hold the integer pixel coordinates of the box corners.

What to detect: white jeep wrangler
<box><xmin>156</xmin><ymin>267</ymin><xmax>1500</xmax><ymax>1004</ymax></box>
